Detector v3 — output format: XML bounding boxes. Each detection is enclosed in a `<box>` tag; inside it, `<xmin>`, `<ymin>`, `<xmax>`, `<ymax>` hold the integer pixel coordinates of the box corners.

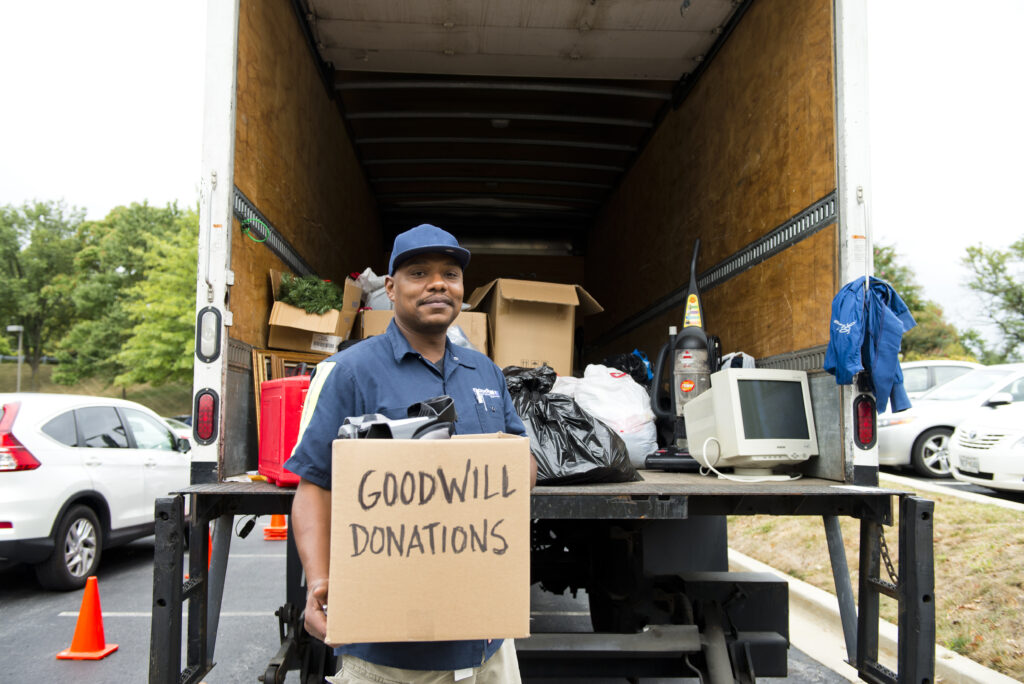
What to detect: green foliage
<box><xmin>874</xmin><ymin>243</ymin><xmax>926</xmax><ymax>312</ymax></box>
<box><xmin>901</xmin><ymin>302</ymin><xmax>973</xmax><ymax>361</ymax></box>
<box><xmin>961</xmin><ymin>238</ymin><xmax>1024</xmax><ymax>363</ymax></box>
<box><xmin>279</xmin><ymin>273</ymin><xmax>346</xmax><ymax>314</ymax></box>
<box><xmin>5</xmin><ymin>199</ymin><xmax>198</xmax><ymax>391</ymax></box>
<box><xmin>0</xmin><ymin>335</ymin><xmax>12</xmax><ymax>356</ymax></box>
<box><xmin>946</xmin><ymin>634</ymin><xmax>970</xmax><ymax>655</ymax></box>
<box><xmin>53</xmin><ymin>202</ymin><xmax>187</xmax><ymax>386</ymax></box>
<box><xmin>0</xmin><ymin>200</ymin><xmax>84</xmax><ymax>389</ymax></box>
<box><xmin>0</xmin><ymin>363</ymin><xmax>191</xmax><ymax>416</ymax></box>
<box><xmin>115</xmin><ymin>208</ymin><xmax>199</xmax><ymax>387</ymax></box>
<box><xmin>874</xmin><ymin>243</ymin><xmax>972</xmax><ymax>361</ymax></box>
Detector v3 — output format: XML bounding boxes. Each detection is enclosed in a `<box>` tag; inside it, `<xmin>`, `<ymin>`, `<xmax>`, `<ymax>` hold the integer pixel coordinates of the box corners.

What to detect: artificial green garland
<box><xmin>279</xmin><ymin>274</ymin><xmax>345</xmax><ymax>315</ymax></box>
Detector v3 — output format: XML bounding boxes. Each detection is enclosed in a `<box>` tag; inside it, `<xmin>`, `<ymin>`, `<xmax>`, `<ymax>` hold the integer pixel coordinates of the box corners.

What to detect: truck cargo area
<box><xmin>156</xmin><ymin>1</ymin><xmax>936</xmax><ymax>683</ymax></box>
<box><xmin>222</xmin><ymin>0</ymin><xmax>845</xmax><ymax>480</ymax></box>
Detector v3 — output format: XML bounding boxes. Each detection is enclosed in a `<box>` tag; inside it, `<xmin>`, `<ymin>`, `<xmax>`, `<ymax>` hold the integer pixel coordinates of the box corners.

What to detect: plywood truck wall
<box><xmin>231</xmin><ymin>0</ymin><xmax>382</xmax><ymax>349</ymax></box>
<box><xmin>585</xmin><ymin>0</ymin><xmax>837</xmax><ymax>364</ymax></box>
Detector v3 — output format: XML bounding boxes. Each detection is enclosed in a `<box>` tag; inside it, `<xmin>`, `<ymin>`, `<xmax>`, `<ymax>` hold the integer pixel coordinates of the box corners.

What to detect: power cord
<box><xmin>697</xmin><ymin>437</ymin><xmax>803</xmax><ymax>483</ymax></box>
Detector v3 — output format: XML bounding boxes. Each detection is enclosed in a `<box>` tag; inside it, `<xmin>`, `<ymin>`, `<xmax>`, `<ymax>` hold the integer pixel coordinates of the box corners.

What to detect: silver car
<box><xmin>877</xmin><ymin>364</ymin><xmax>1024</xmax><ymax>478</ymax></box>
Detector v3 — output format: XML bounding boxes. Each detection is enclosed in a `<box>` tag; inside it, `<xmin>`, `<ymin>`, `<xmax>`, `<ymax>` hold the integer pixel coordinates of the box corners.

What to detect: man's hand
<box><xmin>292</xmin><ymin>479</ymin><xmax>334</xmax><ymax>645</ymax></box>
<box><xmin>304</xmin><ymin>577</ymin><xmax>332</xmax><ymax>645</ymax></box>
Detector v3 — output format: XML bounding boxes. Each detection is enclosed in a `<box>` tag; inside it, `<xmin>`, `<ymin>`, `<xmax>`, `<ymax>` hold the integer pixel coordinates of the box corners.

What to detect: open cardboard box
<box><xmin>327</xmin><ymin>433</ymin><xmax>531</xmax><ymax>644</ymax></box>
<box><xmin>357</xmin><ymin>309</ymin><xmax>489</xmax><ymax>356</ymax></box>
<box><xmin>467</xmin><ymin>278</ymin><xmax>602</xmax><ymax>376</ymax></box>
<box><xmin>267</xmin><ymin>270</ymin><xmax>362</xmax><ymax>355</ymax></box>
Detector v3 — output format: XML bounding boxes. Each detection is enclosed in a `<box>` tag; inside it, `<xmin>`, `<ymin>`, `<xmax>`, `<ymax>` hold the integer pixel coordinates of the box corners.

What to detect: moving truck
<box><xmin>150</xmin><ymin>1</ymin><xmax>935</xmax><ymax>682</ymax></box>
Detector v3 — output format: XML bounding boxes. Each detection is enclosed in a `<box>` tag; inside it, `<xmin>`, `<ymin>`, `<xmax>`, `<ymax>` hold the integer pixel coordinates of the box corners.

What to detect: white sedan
<box><xmin>950</xmin><ymin>388</ymin><xmax>1024</xmax><ymax>492</ymax></box>
<box><xmin>0</xmin><ymin>394</ymin><xmax>190</xmax><ymax>590</ymax></box>
<box><xmin>877</xmin><ymin>364</ymin><xmax>1024</xmax><ymax>478</ymax></box>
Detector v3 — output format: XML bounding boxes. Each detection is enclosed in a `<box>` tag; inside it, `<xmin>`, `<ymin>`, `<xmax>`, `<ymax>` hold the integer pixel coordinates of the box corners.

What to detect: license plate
<box><xmin>959</xmin><ymin>454</ymin><xmax>979</xmax><ymax>473</ymax></box>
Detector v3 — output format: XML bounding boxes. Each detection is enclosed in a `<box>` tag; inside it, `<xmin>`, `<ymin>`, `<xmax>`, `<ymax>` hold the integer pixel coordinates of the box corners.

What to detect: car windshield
<box><xmin>921</xmin><ymin>368</ymin><xmax>1015</xmax><ymax>401</ymax></box>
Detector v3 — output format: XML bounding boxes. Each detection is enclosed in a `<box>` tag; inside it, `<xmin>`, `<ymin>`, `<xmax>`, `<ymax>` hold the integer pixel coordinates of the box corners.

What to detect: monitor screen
<box><xmin>738</xmin><ymin>379</ymin><xmax>810</xmax><ymax>440</ymax></box>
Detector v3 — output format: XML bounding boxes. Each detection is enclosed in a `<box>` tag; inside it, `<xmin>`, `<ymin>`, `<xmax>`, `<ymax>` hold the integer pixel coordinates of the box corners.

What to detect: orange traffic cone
<box><xmin>264</xmin><ymin>514</ymin><xmax>288</xmax><ymax>541</ymax></box>
<box><xmin>56</xmin><ymin>576</ymin><xmax>118</xmax><ymax>660</ymax></box>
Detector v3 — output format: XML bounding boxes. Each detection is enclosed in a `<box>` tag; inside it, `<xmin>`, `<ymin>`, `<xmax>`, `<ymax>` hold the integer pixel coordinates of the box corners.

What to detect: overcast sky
<box><xmin>867</xmin><ymin>0</ymin><xmax>1024</xmax><ymax>341</ymax></box>
<box><xmin>1</xmin><ymin>1</ymin><xmax>1021</xmax><ymax>343</ymax></box>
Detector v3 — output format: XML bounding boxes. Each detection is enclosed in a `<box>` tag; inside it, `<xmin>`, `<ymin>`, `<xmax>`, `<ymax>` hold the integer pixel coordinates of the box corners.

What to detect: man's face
<box><xmin>385</xmin><ymin>253</ymin><xmax>464</xmax><ymax>335</ymax></box>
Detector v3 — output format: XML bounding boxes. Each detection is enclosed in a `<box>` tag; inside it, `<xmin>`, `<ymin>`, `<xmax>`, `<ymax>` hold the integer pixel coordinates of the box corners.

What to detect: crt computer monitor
<box><xmin>682</xmin><ymin>367</ymin><xmax>818</xmax><ymax>478</ymax></box>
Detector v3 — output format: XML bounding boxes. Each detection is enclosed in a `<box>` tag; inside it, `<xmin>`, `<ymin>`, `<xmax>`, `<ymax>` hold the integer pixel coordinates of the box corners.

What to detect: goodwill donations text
<box><xmin>349</xmin><ymin>458</ymin><xmax>517</xmax><ymax>558</ymax></box>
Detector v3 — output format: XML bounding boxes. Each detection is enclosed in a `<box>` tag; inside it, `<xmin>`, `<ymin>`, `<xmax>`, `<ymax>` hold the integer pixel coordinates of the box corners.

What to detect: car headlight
<box><xmin>878</xmin><ymin>413</ymin><xmax>915</xmax><ymax>428</ymax></box>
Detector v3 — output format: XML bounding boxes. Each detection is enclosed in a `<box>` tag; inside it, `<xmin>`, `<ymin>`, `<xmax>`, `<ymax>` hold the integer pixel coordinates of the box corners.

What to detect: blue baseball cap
<box><xmin>388</xmin><ymin>224</ymin><xmax>471</xmax><ymax>275</ymax></box>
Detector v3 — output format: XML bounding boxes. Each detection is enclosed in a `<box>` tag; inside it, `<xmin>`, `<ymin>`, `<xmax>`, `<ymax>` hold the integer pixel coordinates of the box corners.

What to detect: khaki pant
<box><xmin>326</xmin><ymin>639</ymin><xmax>521</xmax><ymax>684</ymax></box>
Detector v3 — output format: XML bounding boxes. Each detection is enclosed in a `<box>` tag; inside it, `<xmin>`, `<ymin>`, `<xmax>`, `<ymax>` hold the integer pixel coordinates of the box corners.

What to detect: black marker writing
<box><xmin>349</xmin><ymin>519</ymin><xmax>508</xmax><ymax>558</ymax></box>
<box><xmin>357</xmin><ymin>461</ymin><xmax>517</xmax><ymax>511</ymax></box>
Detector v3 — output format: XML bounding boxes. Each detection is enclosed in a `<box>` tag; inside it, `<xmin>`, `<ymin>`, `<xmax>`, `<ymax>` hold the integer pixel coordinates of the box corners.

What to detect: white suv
<box><xmin>0</xmin><ymin>394</ymin><xmax>190</xmax><ymax>590</ymax></box>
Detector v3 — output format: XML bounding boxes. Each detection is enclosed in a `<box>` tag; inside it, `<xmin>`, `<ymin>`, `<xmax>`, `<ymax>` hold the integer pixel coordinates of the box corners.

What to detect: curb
<box><xmin>728</xmin><ymin>549</ymin><xmax>1019</xmax><ymax>684</ymax></box>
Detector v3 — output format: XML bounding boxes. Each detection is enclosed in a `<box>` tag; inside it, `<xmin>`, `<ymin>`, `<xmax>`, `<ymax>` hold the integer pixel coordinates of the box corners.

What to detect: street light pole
<box><xmin>6</xmin><ymin>325</ymin><xmax>24</xmax><ymax>393</ymax></box>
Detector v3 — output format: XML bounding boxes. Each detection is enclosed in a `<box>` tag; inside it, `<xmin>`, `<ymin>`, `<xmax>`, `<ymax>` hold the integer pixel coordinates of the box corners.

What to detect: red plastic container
<box><xmin>259</xmin><ymin>376</ymin><xmax>310</xmax><ymax>487</ymax></box>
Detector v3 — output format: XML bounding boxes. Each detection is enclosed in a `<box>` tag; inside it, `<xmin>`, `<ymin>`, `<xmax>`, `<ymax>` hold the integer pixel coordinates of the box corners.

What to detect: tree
<box><xmin>961</xmin><ymin>238</ymin><xmax>1024</xmax><ymax>363</ymax></box>
<box><xmin>874</xmin><ymin>243</ymin><xmax>926</xmax><ymax>312</ymax></box>
<box><xmin>873</xmin><ymin>243</ymin><xmax>973</xmax><ymax>361</ymax></box>
<box><xmin>115</xmin><ymin>208</ymin><xmax>199</xmax><ymax>387</ymax></box>
<box><xmin>53</xmin><ymin>202</ymin><xmax>187</xmax><ymax>386</ymax></box>
<box><xmin>901</xmin><ymin>301</ymin><xmax>971</xmax><ymax>361</ymax></box>
<box><xmin>0</xmin><ymin>201</ymin><xmax>83</xmax><ymax>389</ymax></box>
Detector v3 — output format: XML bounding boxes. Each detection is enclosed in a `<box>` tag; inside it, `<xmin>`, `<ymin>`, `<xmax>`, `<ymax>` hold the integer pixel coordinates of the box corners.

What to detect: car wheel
<box><xmin>33</xmin><ymin>505</ymin><xmax>103</xmax><ymax>591</ymax></box>
<box><xmin>910</xmin><ymin>428</ymin><xmax>953</xmax><ymax>479</ymax></box>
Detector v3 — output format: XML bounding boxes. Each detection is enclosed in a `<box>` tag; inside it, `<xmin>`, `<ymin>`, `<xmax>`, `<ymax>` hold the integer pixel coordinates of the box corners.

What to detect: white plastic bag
<box><xmin>355</xmin><ymin>267</ymin><xmax>392</xmax><ymax>310</ymax></box>
<box><xmin>571</xmin><ymin>364</ymin><xmax>658</xmax><ymax>468</ymax></box>
<box><xmin>720</xmin><ymin>351</ymin><xmax>755</xmax><ymax>369</ymax></box>
<box><xmin>446</xmin><ymin>324</ymin><xmax>478</xmax><ymax>352</ymax></box>
<box><xmin>551</xmin><ymin>375</ymin><xmax>581</xmax><ymax>397</ymax></box>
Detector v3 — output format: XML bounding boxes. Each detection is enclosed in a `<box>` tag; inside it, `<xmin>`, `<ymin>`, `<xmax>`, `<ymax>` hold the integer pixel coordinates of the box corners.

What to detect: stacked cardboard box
<box><xmin>266</xmin><ymin>270</ymin><xmax>362</xmax><ymax>355</ymax></box>
<box><xmin>467</xmin><ymin>278</ymin><xmax>602</xmax><ymax>376</ymax></box>
<box><xmin>357</xmin><ymin>309</ymin><xmax>489</xmax><ymax>356</ymax></box>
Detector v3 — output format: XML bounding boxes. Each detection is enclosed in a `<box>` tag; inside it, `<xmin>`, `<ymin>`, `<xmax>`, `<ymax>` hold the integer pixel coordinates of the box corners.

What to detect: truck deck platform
<box><xmin>149</xmin><ymin>474</ymin><xmax>933</xmax><ymax>684</ymax></box>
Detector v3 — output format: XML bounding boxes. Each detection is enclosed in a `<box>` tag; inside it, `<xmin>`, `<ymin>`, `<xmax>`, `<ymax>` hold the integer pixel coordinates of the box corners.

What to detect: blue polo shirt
<box><xmin>284</xmin><ymin>319</ymin><xmax>526</xmax><ymax>671</ymax></box>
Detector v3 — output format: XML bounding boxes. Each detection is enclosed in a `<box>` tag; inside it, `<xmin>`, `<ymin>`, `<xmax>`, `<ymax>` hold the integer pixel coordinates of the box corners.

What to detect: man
<box><xmin>285</xmin><ymin>223</ymin><xmax>538</xmax><ymax>684</ymax></box>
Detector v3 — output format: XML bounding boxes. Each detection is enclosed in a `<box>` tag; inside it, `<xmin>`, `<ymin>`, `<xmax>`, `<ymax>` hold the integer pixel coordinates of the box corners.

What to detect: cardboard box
<box><xmin>327</xmin><ymin>433</ymin><xmax>531</xmax><ymax>644</ymax></box>
<box><xmin>467</xmin><ymin>279</ymin><xmax>602</xmax><ymax>376</ymax></box>
<box><xmin>358</xmin><ymin>310</ymin><xmax>489</xmax><ymax>356</ymax></box>
<box><xmin>267</xmin><ymin>271</ymin><xmax>362</xmax><ymax>355</ymax></box>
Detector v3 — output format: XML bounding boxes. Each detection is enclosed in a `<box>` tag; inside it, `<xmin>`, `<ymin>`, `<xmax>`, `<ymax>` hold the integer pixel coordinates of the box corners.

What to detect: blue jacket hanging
<box><xmin>824</xmin><ymin>276</ymin><xmax>916</xmax><ymax>413</ymax></box>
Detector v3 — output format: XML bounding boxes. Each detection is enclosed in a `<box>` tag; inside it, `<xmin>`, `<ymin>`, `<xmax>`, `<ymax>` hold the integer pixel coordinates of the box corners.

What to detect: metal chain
<box><xmin>879</xmin><ymin>528</ymin><xmax>898</xmax><ymax>584</ymax></box>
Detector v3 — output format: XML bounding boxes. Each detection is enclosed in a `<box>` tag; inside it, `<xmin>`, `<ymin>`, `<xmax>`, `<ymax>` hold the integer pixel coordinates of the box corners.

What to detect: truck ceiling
<box><xmin>297</xmin><ymin>0</ymin><xmax>748</xmax><ymax>254</ymax></box>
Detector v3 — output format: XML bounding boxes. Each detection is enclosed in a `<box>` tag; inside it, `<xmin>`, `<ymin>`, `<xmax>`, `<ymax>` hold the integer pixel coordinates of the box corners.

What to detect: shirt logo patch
<box><xmin>473</xmin><ymin>387</ymin><xmax>501</xmax><ymax>404</ymax></box>
<box><xmin>833</xmin><ymin>319</ymin><xmax>856</xmax><ymax>334</ymax></box>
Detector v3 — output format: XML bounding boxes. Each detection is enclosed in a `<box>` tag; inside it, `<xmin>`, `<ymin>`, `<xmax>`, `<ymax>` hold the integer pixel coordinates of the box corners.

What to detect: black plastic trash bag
<box><xmin>504</xmin><ymin>365</ymin><xmax>640</xmax><ymax>485</ymax></box>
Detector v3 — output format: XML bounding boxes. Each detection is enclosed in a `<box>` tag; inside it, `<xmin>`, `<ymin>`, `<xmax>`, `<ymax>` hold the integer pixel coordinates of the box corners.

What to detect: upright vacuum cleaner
<box><xmin>648</xmin><ymin>240</ymin><xmax>721</xmax><ymax>466</ymax></box>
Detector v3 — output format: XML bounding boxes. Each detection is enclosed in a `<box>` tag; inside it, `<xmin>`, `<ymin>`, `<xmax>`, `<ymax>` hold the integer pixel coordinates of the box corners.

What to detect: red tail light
<box><xmin>194</xmin><ymin>390</ymin><xmax>219</xmax><ymax>444</ymax></box>
<box><xmin>853</xmin><ymin>395</ymin><xmax>877</xmax><ymax>448</ymax></box>
<box><xmin>0</xmin><ymin>402</ymin><xmax>41</xmax><ymax>472</ymax></box>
